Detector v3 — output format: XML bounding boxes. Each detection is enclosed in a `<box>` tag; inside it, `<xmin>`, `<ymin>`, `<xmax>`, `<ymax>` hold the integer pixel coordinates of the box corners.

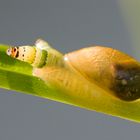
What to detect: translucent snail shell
<box><xmin>6</xmin><ymin>39</ymin><xmax>140</xmax><ymax>101</ymax></box>
<box><xmin>64</xmin><ymin>47</ymin><xmax>140</xmax><ymax>101</ymax></box>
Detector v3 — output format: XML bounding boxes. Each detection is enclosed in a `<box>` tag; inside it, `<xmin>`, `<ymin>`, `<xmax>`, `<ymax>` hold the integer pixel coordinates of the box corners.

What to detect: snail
<box><xmin>6</xmin><ymin>39</ymin><xmax>140</xmax><ymax>101</ymax></box>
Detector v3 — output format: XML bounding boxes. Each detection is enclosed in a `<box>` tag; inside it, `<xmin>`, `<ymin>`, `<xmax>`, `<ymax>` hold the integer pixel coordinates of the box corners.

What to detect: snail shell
<box><xmin>64</xmin><ymin>47</ymin><xmax>140</xmax><ymax>101</ymax></box>
<box><xmin>6</xmin><ymin>39</ymin><xmax>140</xmax><ymax>101</ymax></box>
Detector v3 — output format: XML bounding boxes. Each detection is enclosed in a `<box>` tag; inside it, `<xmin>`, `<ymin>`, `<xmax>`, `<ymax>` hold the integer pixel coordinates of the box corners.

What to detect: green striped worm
<box><xmin>6</xmin><ymin>39</ymin><xmax>63</xmax><ymax>68</ymax></box>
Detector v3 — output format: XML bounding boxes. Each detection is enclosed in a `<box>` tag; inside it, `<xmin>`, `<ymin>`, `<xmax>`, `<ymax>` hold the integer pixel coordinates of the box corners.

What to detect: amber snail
<box><xmin>6</xmin><ymin>39</ymin><xmax>140</xmax><ymax>101</ymax></box>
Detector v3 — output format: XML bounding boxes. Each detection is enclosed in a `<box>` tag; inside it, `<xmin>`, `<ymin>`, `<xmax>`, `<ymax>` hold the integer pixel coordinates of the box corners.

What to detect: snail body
<box><xmin>6</xmin><ymin>39</ymin><xmax>140</xmax><ymax>101</ymax></box>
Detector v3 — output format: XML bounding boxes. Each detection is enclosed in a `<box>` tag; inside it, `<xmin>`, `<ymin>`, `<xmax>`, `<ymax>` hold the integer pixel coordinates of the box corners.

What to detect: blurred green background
<box><xmin>119</xmin><ymin>0</ymin><xmax>140</xmax><ymax>60</ymax></box>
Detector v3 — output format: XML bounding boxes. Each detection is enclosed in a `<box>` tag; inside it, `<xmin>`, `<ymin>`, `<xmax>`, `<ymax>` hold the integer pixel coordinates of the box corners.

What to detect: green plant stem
<box><xmin>1</xmin><ymin>44</ymin><xmax>140</xmax><ymax>123</ymax></box>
